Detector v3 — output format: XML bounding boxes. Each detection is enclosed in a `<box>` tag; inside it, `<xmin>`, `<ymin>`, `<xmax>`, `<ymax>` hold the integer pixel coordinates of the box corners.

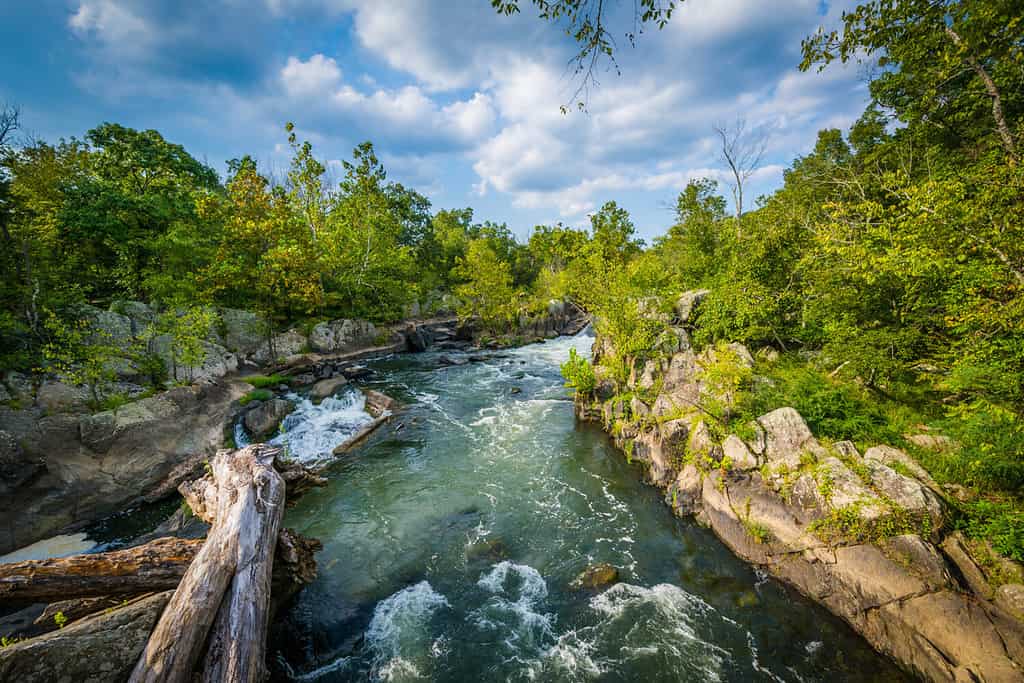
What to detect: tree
<box><xmin>801</xmin><ymin>0</ymin><xmax>1023</xmax><ymax>163</ymax></box>
<box><xmin>714</xmin><ymin>118</ymin><xmax>767</xmax><ymax>227</ymax></box>
<box><xmin>652</xmin><ymin>177</ymin><xmax>726</xmax><ymax>286</ymax></box>
<box><xmin>453</xmin><ymin>239</ymin><xmax>519</xmax><ymax>333</ymax></box>
<box><xmin>491</xmin><ymin>0</ymin><xmax>679</xmax><ymax>111</ymax></box>
<box><xmin>588</xmin><ymin>200</ymin><xmax>642</xmax><ymax>263</ymax></box>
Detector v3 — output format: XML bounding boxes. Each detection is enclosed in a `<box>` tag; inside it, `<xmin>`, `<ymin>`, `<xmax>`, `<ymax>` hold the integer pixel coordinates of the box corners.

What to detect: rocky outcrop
<box><xmin>578</xmin><ymin>302</ymin><xmax>1024</xmax><ymax>682</ymax></box>
<box><xmin>0</xmin><ymin>591</ymin><xmax>172</xmax><ymax>682</ymax></box>
<box><xmin>309</xmin><ymin>319</ymin><xmax>378</xmax><ymax>353</ymax></box>
<box><xmin>243</xmin><ymin>398</ymin><xmax>295</xmax><ymax>440</ymax></box>
<box><xmin>309</xmin><ymin>376</ymin><xmax>349</xmax><ymax>403</ymax></box>
<box><xmin>0</xmin><ymin>381</ymin><xmax>247</xmax><ymax>556</ymax></box>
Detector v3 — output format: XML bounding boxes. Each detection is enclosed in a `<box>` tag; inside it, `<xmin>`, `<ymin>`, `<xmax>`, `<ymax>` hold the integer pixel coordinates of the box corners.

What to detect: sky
<box><xmin>0</xmin><ymin>0</ymin><xmax>870</xmax><ymax>242</ymax></box>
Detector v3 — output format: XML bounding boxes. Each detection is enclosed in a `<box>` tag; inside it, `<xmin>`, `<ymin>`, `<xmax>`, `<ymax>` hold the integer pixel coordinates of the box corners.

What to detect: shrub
<box><xmin>561</xmin><ymin>347</ymin><xmax>596</xmax><ymax>396</ymax></box>
<box><xmin>244</xmin><ymin>374</ymin><xmax>288</xmax><ymax>389</ymax></box>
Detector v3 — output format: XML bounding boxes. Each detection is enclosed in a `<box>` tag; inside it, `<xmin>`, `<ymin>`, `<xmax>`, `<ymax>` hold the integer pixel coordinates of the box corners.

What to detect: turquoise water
<box><xmin>269</xmin><ymin>334</ymin><xmax>907</xmax><ymax>682</ymax></box>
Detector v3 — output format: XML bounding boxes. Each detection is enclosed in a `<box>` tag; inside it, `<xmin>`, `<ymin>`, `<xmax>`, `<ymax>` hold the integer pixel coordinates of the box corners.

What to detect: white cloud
<box><xmin>69</xmin><ymin>0</ymin><xmax>154</xmax><ymax>55</ymax></box>
<box><xmin>281</xmin><ymin>54</ymin><xmax>343</xmax><ymax>96</ymax></box>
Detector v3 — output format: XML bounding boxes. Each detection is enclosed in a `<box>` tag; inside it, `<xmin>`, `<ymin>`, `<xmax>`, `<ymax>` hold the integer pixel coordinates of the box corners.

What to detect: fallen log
<box><xmin>0</xmin><ymin>537</ymin><xmax>201</xmax><ymax>604</ymax></box>
<box><xmin>130</xmin><ymin>444</ymin><xmax>286</xmax><ymax>683</ymax></box>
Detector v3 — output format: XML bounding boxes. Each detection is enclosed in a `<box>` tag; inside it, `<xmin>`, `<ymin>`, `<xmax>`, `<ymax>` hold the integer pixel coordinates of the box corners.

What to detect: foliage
<box><xmin>561</xmin><ymin>347</ymin><xmax>596</xmax><ymax>395</ymax></box>
<box><xmin>453</xmin><ymin>239</ymin><xmax>520</xmax><ymax>334</ymax></box>
<box><xmin>40</xmin><ymin>309</ymin><xmax>117</xmax><ymax>407</ymax></box>
<box><xmin>697</xmin><ymin>342</ymin><xmax>753</xmax><ymax>424</ymax></box>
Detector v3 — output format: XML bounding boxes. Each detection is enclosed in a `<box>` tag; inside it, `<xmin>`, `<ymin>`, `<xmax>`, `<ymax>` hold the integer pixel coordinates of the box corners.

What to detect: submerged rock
<box><xmin>569</xmin><ymin>563</ymin><xmax>620</xmax><ymax>590</ymax></box>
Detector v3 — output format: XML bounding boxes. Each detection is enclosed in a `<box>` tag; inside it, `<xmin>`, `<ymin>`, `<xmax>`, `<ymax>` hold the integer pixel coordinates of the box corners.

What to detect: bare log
<box><xmin>0</xmin><ymin>537</ymin><xmax>201</xmax><ymax>604</ymax></box>
<box><xmin>130</xmin><ymin>444</ymin><xmax>285</xmax><ymax>683</ymax></box>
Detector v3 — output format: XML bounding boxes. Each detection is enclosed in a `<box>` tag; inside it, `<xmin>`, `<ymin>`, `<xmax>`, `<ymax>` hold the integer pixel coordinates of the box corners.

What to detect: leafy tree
<box><xmin>453</xmin><ymin>239</ymin><xmax>519</xmax><ymax>333</ymax></box>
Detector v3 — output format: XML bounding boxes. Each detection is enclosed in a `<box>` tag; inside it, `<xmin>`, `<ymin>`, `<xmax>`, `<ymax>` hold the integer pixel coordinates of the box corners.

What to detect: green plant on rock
<box><xmin>561</xmin><ymin>347</ymin><xmax>596</xmax><ymax>396</ymax></box>
<box><xmin>741</xmin><ymin>497</ymin><xmax>772</xmax><ymax>544</ymax></box>
<box><xmin>697</xmin><ymin>342</ymin><xmax>753</xmax><ymax>425</ymax></box>
<box><xmin>54</xmin><ymin>611</ymin><xmax>67</xmax><ymax>629</ymax></box>
<box><xmin>239</xmin><ymin>388</ymin><xmax>273</xmax><ymax>405</ymax></box>
<box><xmin>244</xmin><ymin>374</ymin><xmax>288</xmax><ymax>389</ymax></box>
<box><xmin>40</xmin><ymin>310</ymin><xmax>118</xmax><ymax>409</ymax></box>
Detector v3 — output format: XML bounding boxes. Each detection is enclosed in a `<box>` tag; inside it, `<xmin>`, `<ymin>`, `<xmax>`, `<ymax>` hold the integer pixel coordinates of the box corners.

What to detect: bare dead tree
<box><xmin>714</xmin><ymin>118</ymin><xmax>767</xmax><ymax>232</ymax></box>
<box><xmin>0</xmin><ymin>103</ymin><xmax>19</xmax><ymax>148</ymax></box>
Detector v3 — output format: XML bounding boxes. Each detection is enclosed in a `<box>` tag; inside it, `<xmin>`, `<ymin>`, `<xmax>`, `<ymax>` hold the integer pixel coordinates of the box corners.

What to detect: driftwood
<box><xmin>131</xmin><ymin>444</ymin><xmax>286</xmax><ymax>683</ymax></box>
<box><xmin>0</xmin><ymin>537</ymin><xmax>201</xmax><ymax>604</ymax></box>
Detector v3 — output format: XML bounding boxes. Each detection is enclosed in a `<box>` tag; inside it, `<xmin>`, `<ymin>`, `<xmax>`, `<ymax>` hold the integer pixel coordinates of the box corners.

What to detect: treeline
<box><xmin>0</xmin><ymin>116</ymin><xmax>647</xmax><ymax>373</ymax></box>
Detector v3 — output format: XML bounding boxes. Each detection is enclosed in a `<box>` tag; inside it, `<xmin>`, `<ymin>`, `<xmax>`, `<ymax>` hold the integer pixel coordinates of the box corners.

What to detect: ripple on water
<box><xmin>365</xmin><ymin>580</ymin><xmax>451</xmax><ymax>681</ymax></box>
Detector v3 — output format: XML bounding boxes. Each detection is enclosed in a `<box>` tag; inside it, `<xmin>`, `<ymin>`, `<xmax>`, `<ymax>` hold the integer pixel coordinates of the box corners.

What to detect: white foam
<box><xmin>366</xmin><ymin>581</ymin><xmax>450</xmax><ymax>681</ymax></box>
<box><xmin>269</xmin><ymin>389</ymin><xmax>375</xmax><ymax>463</ymax></box>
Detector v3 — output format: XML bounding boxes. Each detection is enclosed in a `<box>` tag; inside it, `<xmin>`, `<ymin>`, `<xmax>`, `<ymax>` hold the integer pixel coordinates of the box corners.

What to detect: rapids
<box><xmin>268</xmin><ymin>332</ymin><xmax>907</xmax><ymax>682</ymax></box>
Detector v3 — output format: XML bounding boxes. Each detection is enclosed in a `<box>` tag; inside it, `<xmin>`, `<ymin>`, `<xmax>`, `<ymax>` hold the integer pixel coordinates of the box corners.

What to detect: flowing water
<box><xmin>268</xmin><ymin>333</ymin><xmax>907</xmax><ymax>682</ymax></box>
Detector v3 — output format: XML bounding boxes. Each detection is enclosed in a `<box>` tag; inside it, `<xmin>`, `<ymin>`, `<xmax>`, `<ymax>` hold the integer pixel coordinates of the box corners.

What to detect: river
<box><xmin>265</xmin><ymin>332</ymin><xmax>906</xmax><ymax>682</ymax></box>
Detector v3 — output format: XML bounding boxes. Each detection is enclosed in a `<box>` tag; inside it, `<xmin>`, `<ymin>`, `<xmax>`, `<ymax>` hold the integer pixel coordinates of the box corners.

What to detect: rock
<box><xmin>290</xmin><ymin>373</ymin><xmax>316</xmax><ymax>387</ymax></box>
<box><xmin>832</xmin><ymin>440</ymin><xmax>860</xmax><ymax>459</ymax></box>
<box><xmin>756</xmin><ymin>407</ymin><xmax>826</xmax><ymax>470</ymax></box>
<box><xmin>218</xmin><ymin>307</ymin><xmax>266</xmax><ymax>355</ymax></box>
<box><xmin>76</xmin><ymin>304</ymin><xmax>133</xmax><ymax>347</ymax></box>
<box><xmin>35</xmin><ymin>381</ymin><xmax>90</xmax><ymax>413</ymax></box>
<box><xmin>149</xmin><ymin>336</ymin><xmax>238</xmax><ymax>384</ymax></box>
<box><xmin>0</xmin><ymin>384</ymin><xmax>10</xmax><ymax>403</ymax></box>
<box><xmin>309</xmin><ymin>319</ymin><xmax>377</xmax><ymax>353</ymax></box>
<box><xmin>864</xmin><ymin>458</ymin><xmax>945</xmax><ymax>530</ymax></box>
<box><xmin>0</xmin><ymin>430</ymin><xmax>43</xmax><ymax>494</ymax></box>
<box><xmin>569</xmin><ymin>563</ymin><xmax>619</xmax><ymax>590</ymax></box>
<box><xmin>995</xmin><ymin>583</ymin><xmax>1024</xmax><ymax>621</ymax></box>
<box><xmin>466</xmin><ymin>538</ymin><xmax>508</xmax><ymax>563</ymax></box>
<box><xmin>673</xmin><ymin>289</ymin><xmax>710</xmax><ymax>324</ymax></box>
<box><xmin>863</xmin><ymin>445</ymin><xmax>938</xmax><ymax>491</ymax></box>
<box><xmin>667</xmin><ymin>464</ymin><xmax>703</xmax><ymax>515</ymax></box>
<box><xmin>254</xmin><ymin>329</ymin><xmax>307</xmax><ymax>365</ymax></box>
<box><xmin>510</xmin><ymin>387</ymin><xmax>522</xmax><ymax>395</ymax></box>
<box><xmin>437</xmin><ymin>354</ymin><xmax>468</xmax><ymax>367</ymax></box>
<box><xmin>406</xmin><ymin>326</ymin><xmax>434</xmax><ymax>352</ymax></box>
<box><xmin>244</xmin><ymin>398</ymin><xmax>295</xmax><ymax>439</ymax></box>
<box><xmin>309</xmin><ymin>377</ymin><xmax>349</xmax><ymax>403</ymax></box>
<box><xmin>109</xmin><ymin>300</ymin><xmax>156</xmax><ymax>337</ymax></box>
<box><xmin>364</xmin><ymin>390</ymin><xmax>399</xmax><ymax>417</ymax></box>
<box><xmin>941</xmin><ymin>531</ymin><xmax>994</xmax><ymax>599</ymax></box>
<box><xmin>830</xmin><ymin>543</ymin><xmax>930</xmax><ymax>611</ymax></box>
<box><xmin>0</xmin><ymin>591</ymin><xmax>172</xmax><ymax>683</ymax></box>
<box><xmin>881</xmin><ymin>534</ymin><xmax>955</xmax><ymax>589</ymax></box>
<box><xmin>906</xmin><ymin>433</ymin><xmax>955</xmax><ymax>452</ymax></box>
<box><xmin>629</xmin><ymin>397</ymin><xmax>650</xmax><ymax>420</ymax></box>
<box><xmin>0</xmin><ymin>383</ymin><xmax>243</xmax><ymax>555</ymax></box>
<box><xmin>2</xmin><ymin>371</ymin><xmax>32</xmax><ymax>402</ymax></box>
<box><xmin>722</xmin><ymin>435</ymin><xmax>757</xmax><ymax>470</ymax></box>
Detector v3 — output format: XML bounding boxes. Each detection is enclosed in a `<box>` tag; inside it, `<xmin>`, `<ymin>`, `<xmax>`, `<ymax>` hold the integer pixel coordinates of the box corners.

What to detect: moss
<box><xmin>809</xmin><ymin>500</ymin><xmax>930</xmax><ymax>546</ymax></box>
<box><xmin>244</xmin><ymin>374</ymin><xmax>288</xmax><ymax>389</ymax></box>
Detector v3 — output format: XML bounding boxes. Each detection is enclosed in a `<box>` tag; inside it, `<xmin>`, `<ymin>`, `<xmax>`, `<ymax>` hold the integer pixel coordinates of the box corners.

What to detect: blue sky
<box><xmin>1</xmin><ymin>1</ymin><xmax>869</xmax><ymax>241</ymax></box>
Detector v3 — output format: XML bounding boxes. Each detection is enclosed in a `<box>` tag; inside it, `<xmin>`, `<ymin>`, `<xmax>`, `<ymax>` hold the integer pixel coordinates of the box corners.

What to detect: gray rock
<box><xmin>36</xmin><ymin>381</ymin><xmax>90</xmax><ymax>413</ymax></box>
<box><xmin>863</xmin><ymin>445</ymin><xmax>938</xmax><ymax>491</ymax></box>
<box><xmin>756</xmin><ymin>407</ymin><xmax>826</xmax><ymax>470</ymax></box>
<box><xmin>995</xmin><ymin>583</ymin><xmax>1024</xmax><ymax>621</ymax></box>
<box><xmin>364</xmin><ymin>390</ymin><xmax>399</xmax><ymax>417</ymax></box>
<box><xmin>673</xmin><ymin>289</ymin><xmax>710</xmax><ymax>324</ymax></box>
<box><xmin>218</xmin><ymin>307</ymin><xmax>266</xmax><ymax>355</ymax></box>
<box><xmin>149</xmin><ymin>336</ymin><xmax>238</xmax><ymax>384</ymax></box>
<box><xmin>0</xmin><ymin>430</ymin><xmax>43</xmax><ymax>494</ymax></box>
<box><xmin>882</xmin><ymin>534</ymin><xmax>954</xmax><ymax>589</ymax></box>
<box><xmin>569</xmin><ymin>563</ymin><xmax>620</xmax><ymax>590</ymax></box>
<box><xmin>253</xmin><ymin>329</ymin><xmax>307</xmax><ymax>365</ymax></box>
<box><xmin>75</xmin><ymin>304</ymin><xmax>133</xmax><ymax>346</ymax></box>
<box><xmin>244</xmin><ymin>398</ymin><xmax>295</xmax><ymax>439</ymax></box>
<box><xmin>406</xmin><ymin>326</ymin><xmax>433</xmax><ymax>352</ymax></box>
<box><xmin>2</xmin><ymin>371</ymin><xmax>32</xmax><ymax>402</ymax></box>
<box><xmin>309</xmin><ymin>319</ymin><xmax>377</xmax><ymax>353</ymax></box>
<box><xmin>109</xmin><ymin>300</ymin><xmax>156</xmax><ymax>336</ymax></box>
<box><xmin>864</xmin><ymin>458</ymin><xmax>945</xmax><ymax>529</ymax></box>
<box><xmin>941</xmin><ymin>531</ymin><xmax>993</xmax><ymax>599</ymax></box>
<box><xmin>722</xmin><ymin>435</ymin><xmax>757</xmax><ymax>470</ymax></box>
<box><xmin>0</xmin><ymin>591</ymin><xmax>172</xmax><ymax>682</ymax></box>
<box><xmin>309</xmin><ymin>376</ymin><xmax>349</xmax><ymax>402</ymax></box>
<box><xmin>668</xmin><ymin>464</ymin><xmax>703</xmax><ymax>515</ymax></box>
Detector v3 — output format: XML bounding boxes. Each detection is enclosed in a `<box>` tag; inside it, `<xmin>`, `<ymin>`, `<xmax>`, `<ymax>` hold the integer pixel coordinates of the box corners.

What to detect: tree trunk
<box><xmin>0</xmin><ymin>537</ymin><xmax>201</xmax><ymax>604</ymax></box>
<box><xmin>130</xmin><ymin>444</ymin><xmax>286</xmax><ymax>683</ymax></box>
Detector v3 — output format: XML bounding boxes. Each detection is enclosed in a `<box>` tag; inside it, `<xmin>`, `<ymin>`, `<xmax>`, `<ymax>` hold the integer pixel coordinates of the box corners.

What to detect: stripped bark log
<box><xmin>0</xmin><ymin>537</ymin><xmax>201</xmax><ymax>604</ymax></box>
<box><xmin>130</xmin><ymin>444</ymin><xmax>285</xmax><ymax>683</ymax></box>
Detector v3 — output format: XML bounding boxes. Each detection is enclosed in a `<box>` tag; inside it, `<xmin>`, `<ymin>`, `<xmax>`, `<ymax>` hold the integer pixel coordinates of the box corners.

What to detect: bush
<box><xmin>958</xmin><ymin>500</ymin><xmax>1024</xmax><ymax>563</ymax></box>
<box><xmin>561</xmin><ymin>347</ymin><xmax>596</xmax><ymax>396</ymax></box>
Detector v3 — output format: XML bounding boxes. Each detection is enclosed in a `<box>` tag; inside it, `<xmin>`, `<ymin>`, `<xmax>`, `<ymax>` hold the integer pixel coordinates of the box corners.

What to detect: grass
<box><xmin>239</xmin><ymin>388</ymin><xmax>273</xmax><ymax>405</ymax></box>
<box><xmin>243</xmin><ymin>373</ymin><xmax>289</xmax><ymax>389</ymax></box>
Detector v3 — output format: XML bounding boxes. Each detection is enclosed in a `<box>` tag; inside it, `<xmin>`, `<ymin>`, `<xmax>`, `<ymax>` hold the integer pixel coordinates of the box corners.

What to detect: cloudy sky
<box><xmin>1</xmin><ymin>1</ymin><xmax>869</xmax><ymax>241</ymax></box>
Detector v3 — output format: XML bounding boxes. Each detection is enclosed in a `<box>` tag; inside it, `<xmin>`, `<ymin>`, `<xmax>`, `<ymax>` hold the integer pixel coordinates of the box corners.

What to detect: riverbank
<box><xmin>572</xmin><ymin>292</ymin><xmax>1024</xmax><ymax>682</ymax></box>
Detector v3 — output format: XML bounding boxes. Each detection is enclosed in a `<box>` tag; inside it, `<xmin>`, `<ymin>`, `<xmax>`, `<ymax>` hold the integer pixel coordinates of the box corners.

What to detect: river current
<box><xmin>267</xmin><ymin>333</ymin><xmax>906</xmax><ymax>682</ymax></box>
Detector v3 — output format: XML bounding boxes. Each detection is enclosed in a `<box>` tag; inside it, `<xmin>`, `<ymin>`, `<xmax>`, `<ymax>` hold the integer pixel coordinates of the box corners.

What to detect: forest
<box><xmin>1</xmin><ymin>0</ymin><xmax>1022</xmax><ymax>562</ymax></box>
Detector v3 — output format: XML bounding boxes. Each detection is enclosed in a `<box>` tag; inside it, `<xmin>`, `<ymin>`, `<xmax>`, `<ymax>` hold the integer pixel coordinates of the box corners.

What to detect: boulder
<box><xmin>0</xmin><ymin>591</ymin><xmax>172</xmax><ymax>682</ymax></box>
<box><xmin>941</xmin><ymin>531</ymin><xmax>993</xmax><ymax>599</ymax></box>
<box><xmin>309</xmin><ymin>376</ymin><xmax>349</xmax><ymax>403</ymax></box>
<box><xmin>406</xmin><ymin>326</ymin><xmax>434</xmax><ymax>352</ymax></box>
<box><xmin>253</xmin><ymin>329</ymin><xmax>307</xmax><ymax>365</ymax></box>
<box><xmin>109</xmin><ymin>300</ymin><xmax>156</xmax><ymax>337</ymax></box>
<box><xmin>863</xmin><ymin>458</ymin><xmax>945</xmax><ymax>530</ymax></box>
<box><xmin>881</xmin><ymin>534</ymin><xmax>954</xmax><ymax>590</ymax></box>
<box><xmin>906</xmin><ymin>433</ymin><xmax>955</xmax><ymax>452</ymax></box>
<box><xmin>722</xmin><ymin>435</ymin><xmax>757</xmax><ymax>470</ymax></box>
<box><xmin>863</xmin><ymin>445</ymin><xmax>938</xmax><ymax>491</ymax></box>
<box><xmin>569</xmin><ymin>563</ymin><xmax>619</xmax><ymax>590</ymax></box>
<box><xmin>309</xmin><ymin>319</ymin><xmax>377</xmax><ymax>354</ymax></box>
<box><xmin>148</xmin><ymin>336</ymin><xmax>238</xmax><ymax>384</ymax></box>
<box><xmin>218</xmin><ymin>307</ymin><xmax>266</xmax><ymax>355</ymax></box>
<box><xmin>35</xmin><ymin>381</ymin><xmax>90</xmax><ymax>413</ymax></box>
<box><xmin>2</xmin><ymin>372</ymin><xmax>32</xmax><ymax>402</ymax></box>
<box><xmin>76</xmin><ymin>304</ymin><xmax>133</xmax><ymax>347</ymax></box>
<box><xmin>244</xmin><ymin>398</ymin><xmax>295</xmax><ymax>439</ymax></box>
<box><xmin>667</xmin><ymin>464</ymin><xmax>703</xmax><ymax>515</ymax></box>
<box><xmin>673</xmin><ymin>289</ymin><xmax>710</xmax><ymax>324</ymax></box>
<box><xmin>0</xmin><ymin>430</ymin><xmax>43</xmax><ymax>494</ymax></box>
<box><xmin>364</xmin><ymin>390</ymin><xmax>399</xmax><ymax>417</ymax></box>
<box><xmin>995</xmin><ymin>583</ymin><xmax>1024</xmax><ymax>621</ymax></box>
<box><xmin>0</xmin><ymin>384</ymin><xmax>10</xmax><ymax>403</ymax></box>
<box><xmin>756</xmin><ymin>407</ymin><xmax>826</xmax><ymax>470</ymax></box>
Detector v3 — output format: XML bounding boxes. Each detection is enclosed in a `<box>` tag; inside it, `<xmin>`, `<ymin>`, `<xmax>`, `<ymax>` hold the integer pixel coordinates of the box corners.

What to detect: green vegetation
<box><xmin>243</xmin><ymin>374</ymin><xmax>289</xmax><ymax>389</ymax></box>
<box><xmin>53</xmin><ymin>611</ymin><xmax>68</xmax><ymax>629</ymax></box>
<box><xmin>239</xmin><ymin>389</ymin><xmax>273</xmax><ymax>406</ymax></box>
<box><xmin>560</xmin><ymin>347</ymin><xmax>596</xmax><ymax>396</ymax></box>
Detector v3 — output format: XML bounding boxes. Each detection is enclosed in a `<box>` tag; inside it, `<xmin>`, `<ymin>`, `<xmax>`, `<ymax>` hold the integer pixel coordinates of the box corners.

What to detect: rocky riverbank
<box><xmin>0</xmin><ymin>300</ymin><xmax>587</xmax><ymax>557</ymax></box>
<box><xmin>576</xmin><ymin>291</ymin><xmax>1024</xmax><ymax>682</ymax></box>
